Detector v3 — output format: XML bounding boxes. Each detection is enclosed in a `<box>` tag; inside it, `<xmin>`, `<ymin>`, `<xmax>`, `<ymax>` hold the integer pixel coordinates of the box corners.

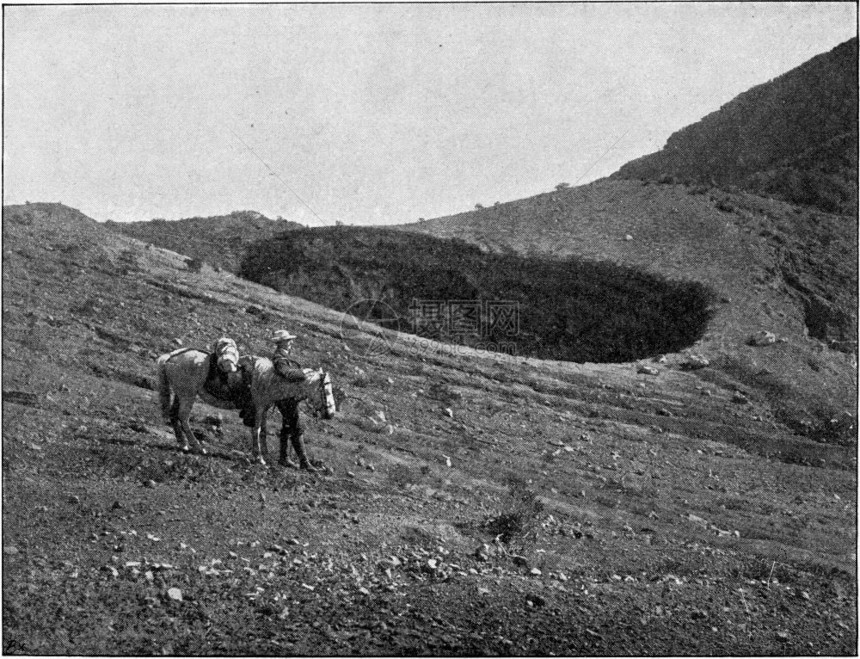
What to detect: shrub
<box><xmin>484</xmin><ymin>474</ymin><xmax>544</xmax><ymax>544</ymax></box>
<box><xmin>185</xmin><ymin>258</ymin><xmax>204</xmax><ymax>273</ymax></box>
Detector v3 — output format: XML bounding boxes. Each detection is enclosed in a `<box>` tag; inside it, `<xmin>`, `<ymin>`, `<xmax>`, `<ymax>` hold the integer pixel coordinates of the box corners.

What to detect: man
<box><xmin>270</xmin><ymin>329</ymin><xmax>308</xmax><ymax>467</ymax></box>
<box><xmin>271</xmin><ymin>329</ymin><xmax>306</xmax><ymax>381</ymax></box>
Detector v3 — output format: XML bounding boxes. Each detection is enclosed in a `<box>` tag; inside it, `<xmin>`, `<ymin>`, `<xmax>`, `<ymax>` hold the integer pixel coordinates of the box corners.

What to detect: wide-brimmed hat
<box><xmin>270</xmin><ymin>329</ymin><xmax>297</xmax><ymax>342</ymax></box>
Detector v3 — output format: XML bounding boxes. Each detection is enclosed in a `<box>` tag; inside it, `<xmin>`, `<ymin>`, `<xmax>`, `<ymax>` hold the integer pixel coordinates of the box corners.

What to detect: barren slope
<box><xmin>2</xmin><ymin>203</ymin><xmax>856</xmax><ymax>655</ymax></box>
<box><xmin>108</xmin><ymin>211</ymin><xmax>302</xmax><ymax>273</ymax></box>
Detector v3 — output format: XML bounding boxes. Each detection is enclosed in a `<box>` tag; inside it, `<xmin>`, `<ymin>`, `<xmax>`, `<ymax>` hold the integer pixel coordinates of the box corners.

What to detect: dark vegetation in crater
<box><xmin>239</xmin><ymin>227</ymin><xmax>717</xmax><ymax>363</ymax></box>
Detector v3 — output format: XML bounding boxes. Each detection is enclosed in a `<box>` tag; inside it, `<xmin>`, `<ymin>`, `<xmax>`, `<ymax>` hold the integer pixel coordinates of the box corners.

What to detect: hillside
<box><xmin>613</xmin><ymin>38</ymin><xmax>858</xmax><ymax>215</ymax></box>
<box><xmin>402</xmin><ymin>178</ymin><xmax>857</xmax><ymax>445</ymax></box>
<box><xmin>108</xmin><ymin>211</ymin><xmax>303</xmax><ymax>273</ymax></box>
<box><xmin>3</xmin><ymin>202</ymin><xmax>856</xmax><ymax>654</ymax></box>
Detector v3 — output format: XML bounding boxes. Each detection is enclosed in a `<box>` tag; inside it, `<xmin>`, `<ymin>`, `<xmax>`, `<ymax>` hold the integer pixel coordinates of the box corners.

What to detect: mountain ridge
<box><xmin>611</xmin><ymin>37</ymin><xmax>858</xmax><ymax>215</ymax></box>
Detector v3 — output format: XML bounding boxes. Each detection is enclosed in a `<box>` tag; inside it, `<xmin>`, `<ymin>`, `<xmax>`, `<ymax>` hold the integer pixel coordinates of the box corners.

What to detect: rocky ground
<box><xmin>3</xmin><ymin>203</ymin><xmax>857</xmax><ymax>655</ymax></box>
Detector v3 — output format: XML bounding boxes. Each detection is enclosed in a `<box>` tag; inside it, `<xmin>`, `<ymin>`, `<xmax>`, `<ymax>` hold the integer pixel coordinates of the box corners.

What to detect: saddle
<box><xmin>201</xmin><ymin>353</ymin><xmax>257</xmax><ymax>427</ymax></box>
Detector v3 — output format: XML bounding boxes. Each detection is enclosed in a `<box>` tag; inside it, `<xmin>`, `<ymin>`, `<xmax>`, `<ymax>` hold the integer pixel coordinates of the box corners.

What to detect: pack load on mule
<box><xmin>156</xmin><ymin>332</ymin><xmax>336</xmax><ymax>470</ymax></box>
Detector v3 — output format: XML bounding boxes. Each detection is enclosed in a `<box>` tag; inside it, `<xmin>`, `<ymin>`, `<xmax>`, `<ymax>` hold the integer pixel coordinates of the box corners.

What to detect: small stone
<box><xmin>748</xmin><ymin>331</ymin><xmax>776</xmax><ymax>347</ymax></box>
<box><xmin>637</xmin><ymin>365</ymin><xmax>659</xmax><ymax>376</ymax></box>
<box><xmin>529</xmin><ymin>567</ymin><xmax>542</xmax><ymax>576</ymax></box>
<box><xmin>511</xmin><ymin>555</ymin><xmax>528</xmax><ymax>568</ymax></box>
<box><xmin>166</xmin><ymin>587</ymin><xmax>183</xmax><ymax>601</ymax></box>
<box><xmin>3</xmin><ymin>546</ymin><xmax>19</xmax><ymax>555</ymax></box>
<box><xmin>526</xmin><ymin>593</ymin><xmax>546</xmax><ymax>607</ymax></box>
<box><xmin>144</xmin><ymin>479</ymin><xmax>157</xmax><ymax>488</ymax></box>
<box><xmin>68</xmin><ymin>495</ymin><xmax>80</xmax><ymax>505</ymax></box>
<box><xmin>443</xmin><ymin>408</ymin><xmax>453</xmax><ymax>418</ymax></box>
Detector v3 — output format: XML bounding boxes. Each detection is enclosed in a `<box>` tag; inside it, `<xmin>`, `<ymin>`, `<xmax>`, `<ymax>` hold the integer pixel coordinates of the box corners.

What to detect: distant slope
<box><xmin>107</xmin><ymin>211</ymin><xmax>303</xmax><ymax>273</ymax></box>
<box><xmin>613</xmin><ymin>38</ymin><xmax>858</xmax><ymax>215</ymax></box>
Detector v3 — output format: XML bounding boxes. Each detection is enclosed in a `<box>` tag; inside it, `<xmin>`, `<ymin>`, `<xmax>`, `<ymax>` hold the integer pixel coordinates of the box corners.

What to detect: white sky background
<box><xmin>3</xmin><ymin>3</ymin><xmax>856</xmax><ymax>226</ymax></box>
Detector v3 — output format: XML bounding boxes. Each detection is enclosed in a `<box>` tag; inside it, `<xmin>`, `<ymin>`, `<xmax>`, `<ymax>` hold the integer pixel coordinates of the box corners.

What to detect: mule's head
<box><xmin>213</xmin><ymin>337</ymin><xmax>240</xmax><ymax>374</ymax></box>
<box><xmin>309</xmin><ymin>370</ymin><xmax>336</xmax><ymax>420</ymax></box>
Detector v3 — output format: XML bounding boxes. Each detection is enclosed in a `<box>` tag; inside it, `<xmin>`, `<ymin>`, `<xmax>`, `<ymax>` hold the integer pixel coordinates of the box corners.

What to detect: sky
<box><xmin>3</xmin><ymin>3</ymin><xmax>856</xmax><ymax>226</ymax></box>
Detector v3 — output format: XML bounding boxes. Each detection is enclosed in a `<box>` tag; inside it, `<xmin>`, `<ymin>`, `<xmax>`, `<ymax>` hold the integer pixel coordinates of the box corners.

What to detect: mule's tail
<box><xmin>156</xmin><ymin>355</ymin><xmax>174</xmax><ymax>424</ymax></box>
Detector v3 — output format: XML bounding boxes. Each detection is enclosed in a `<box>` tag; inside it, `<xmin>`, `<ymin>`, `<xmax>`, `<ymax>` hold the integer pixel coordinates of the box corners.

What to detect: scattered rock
<box><xmin>511</xmin><ymin>555</ymin><xmax>529</xmax><ymax>568</ymax></box>
<box><xmin>166</xmin><ymin>587</ymin><xmax>183</xmax><ymax>602</ymax></box>
<box><xmin>4</xmin><ymin>546</ymin><xmax>19</xmax><ymax>555</ymax></box>
<box><xmin>144</xmin><ymin>479</ymin><xmax>157</xmax><ymax>488</ymax></box>
<box><xmin>732</xmin><ymin>392</ymin><xmax>749</xmax><ymax>405</ymax></box>
<box><xmin>748</xmin><ymin>330</ymin><xmax>776</xmax><ymax>347</ymax></box>
<box><xmin>682</xmin><ymin>354</ymin><xmax>710</xmax><ymax>370</ymax></box>
<box><xmin>637</xmin><ymin>365</ymin><xmax>659</xmax><ymax>376</ymax></box>
<box><xmin>624</xmin><ymin>234</ymin><xmax>634</xmax><ymax>241</ymax></box>
<box><xmin>529</xmin><ymin>567</ymin><xmax>542</xmax><ymax>576</ymax></box>
<box><xmin>443</xmin><ymin>408</ymin><xmax>454</xmax><ymax>418</ymax></box>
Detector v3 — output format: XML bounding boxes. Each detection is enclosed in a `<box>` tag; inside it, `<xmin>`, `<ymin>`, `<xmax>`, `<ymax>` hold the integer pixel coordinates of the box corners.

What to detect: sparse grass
<box><xmin>386</xmin><ymin>463</ymin><xmax>422</xmax><ymax>489</ymax></box>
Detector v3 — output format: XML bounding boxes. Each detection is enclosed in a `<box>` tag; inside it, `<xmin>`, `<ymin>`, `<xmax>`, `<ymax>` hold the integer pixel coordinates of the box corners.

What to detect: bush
<box><xmin>484</xmin><ymin>474</ymin><xmax>544</xmax><ymax>544</ymax></box>
<box><xmin>239</xmin><ymin>227</ymin><xmax>716</xmax><ymax>363</ymax></box>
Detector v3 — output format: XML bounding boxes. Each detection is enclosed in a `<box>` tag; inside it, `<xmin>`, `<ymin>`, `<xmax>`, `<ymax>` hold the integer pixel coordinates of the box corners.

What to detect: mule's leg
<box><xmin>250</xmin><ymin>407</ymin><xmax>266</xmax><ymax>465</ymax></box>
<box><xmin>177</xmin><ymin>398</ymin><xmax>206</xmax><ymax>455</ymax></box>
<box><xmin>259</xmin><ymin>407</ymin><xmax>271</xmax><ymax>463</ymax></box>
<box><xmin>276</xmin><ymin>401</ymin><xmax>299</xmax><ymax>469</ymax></box>
<box><xmin>169</xmin><ymin>397</ymin><xmax>190</xmax><ymax>452</ymax></box>
<box><xmin>284</xmin><ymin>402</ymin><xmax>316</xmax><ymax>472</ymax></box>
